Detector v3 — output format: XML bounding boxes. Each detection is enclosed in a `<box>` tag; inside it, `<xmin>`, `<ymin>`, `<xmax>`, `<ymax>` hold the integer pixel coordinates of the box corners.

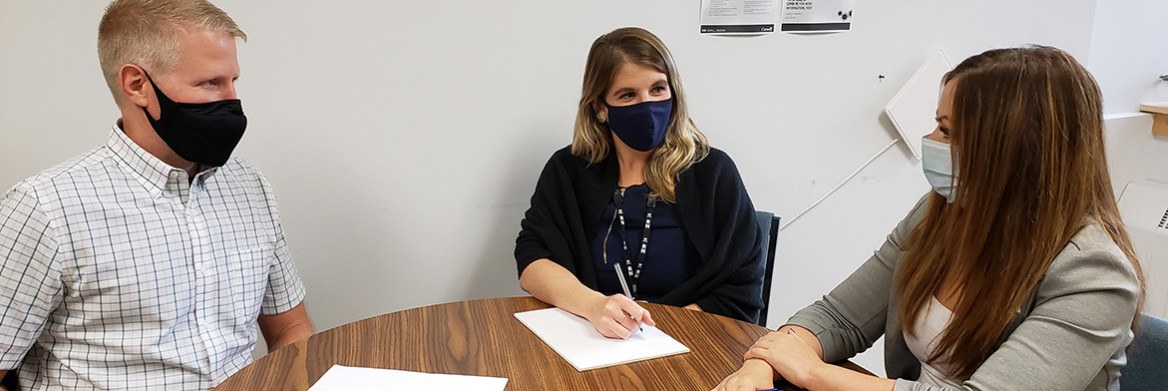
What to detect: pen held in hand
<box><xmin>612</xmin><ymin>262</ymin><xmax>643</xmax><ymax>332</ymax></box>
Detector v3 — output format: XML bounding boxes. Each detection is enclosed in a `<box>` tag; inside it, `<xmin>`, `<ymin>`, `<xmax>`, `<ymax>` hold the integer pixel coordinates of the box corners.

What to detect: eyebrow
<box><xmin>611</xmin><ymin>87</ymin><xmax>634</xmax><ymax>96</ymax></box>
<box><xmin>612</xmin><ymin>80</ymin><xmax>669</xmax><ymax>94</ymax></box>
<box><xmin>935</xmin><ymin>115</ymin><xmax>949</xmax><ymax>122</ymax></box>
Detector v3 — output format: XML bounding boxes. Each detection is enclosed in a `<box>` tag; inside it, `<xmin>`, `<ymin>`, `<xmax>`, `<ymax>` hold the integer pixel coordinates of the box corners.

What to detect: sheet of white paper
<box><xmin>513</xmin><ymin>307</ymin><xmax>690</xmax><ymax>371</ymax></box>
<box><xmin>699</xmin><ymin>0</ymin><xmax>781</xmax><ymax>35</ymax></box>
<box><xmin>780</xmin><ymin>0</ymin><xmax>857</xmax><ymax>33</ymax></box>
<box><xmin>883</xmin><ymin>51</ymin><xmax>952</xmax><ymax>160</ymax></box>
<box><xmin>307</xmin><ymin>365</ymin><xmax>508</xmax><ymax>391</ymax></box>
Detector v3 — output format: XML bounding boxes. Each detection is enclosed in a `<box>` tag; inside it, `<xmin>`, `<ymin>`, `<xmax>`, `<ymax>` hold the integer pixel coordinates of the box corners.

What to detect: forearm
<box><xmin>519</xmin><ymin>259</ymin><xmax>605</xmax><ymax>318</ymax></box>
<box><xmin>264</xmin><ymin>320</ymin><xmax>313</xmax><ymax>352</ymax></box>
<box><xmin>258</xmin><ymin>303</ymin><xmax>315</xmax><ymax>352</ymax></box>
<box><xmin>804</xmin><ymin>363</ymin><xmax>894</xmax><ymax>391</ymax></box>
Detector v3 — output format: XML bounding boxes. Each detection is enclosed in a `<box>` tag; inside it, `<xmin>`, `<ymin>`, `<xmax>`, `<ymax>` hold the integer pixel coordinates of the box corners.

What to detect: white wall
<box><xmin>4</xmin><ymin>0</ymin><xmax>1160</xmax><ymax>378</ymax></box>
<box><xmin>1088</xmin><ymin>0</ymin><xmax>1168</xmax><ymax>324</ymax></box>
<box><xmin>1102</xmin><ymin>114</ymin><xmax>1168</xmax><ymax>320</ymax></box>
<box><xmin>1087</xmin><ymin>0</ymin><xmax>1168</xmax><ymax>114</ymax></box>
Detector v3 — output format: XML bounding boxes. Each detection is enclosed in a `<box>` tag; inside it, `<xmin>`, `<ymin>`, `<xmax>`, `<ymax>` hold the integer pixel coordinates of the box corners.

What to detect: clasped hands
<box><xmin>712</xmin><ymin>327</ymin><xmax>828</xmax><ymax>391</ymax></box>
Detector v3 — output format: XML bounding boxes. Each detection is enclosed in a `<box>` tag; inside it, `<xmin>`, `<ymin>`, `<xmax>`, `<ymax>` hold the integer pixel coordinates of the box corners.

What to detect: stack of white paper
<box><xmin>307</xmin><ymin>365</ymin><xmax>508</xmax><ymax>391</ymax></box>
<box><xmin>513</xmin><ymin>307</ymin><xmax>690</xmax><ymax>371</ymax></box>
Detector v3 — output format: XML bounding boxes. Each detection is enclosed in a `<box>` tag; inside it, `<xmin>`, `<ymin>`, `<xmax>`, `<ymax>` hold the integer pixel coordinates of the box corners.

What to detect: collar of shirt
<box><xmin>106</xmin><ymin>124</ymin><xmax>220</xmax><ymax>204</ymax></box>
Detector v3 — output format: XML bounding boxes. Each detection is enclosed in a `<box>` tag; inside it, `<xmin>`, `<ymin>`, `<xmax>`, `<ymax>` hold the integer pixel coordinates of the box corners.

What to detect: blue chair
<box><xmin>1121</xmin><ymin>313</ymin><xmax>1168</xmax><ymax>390</ymax></box>
<box><xmin>754</xmin><ymin>210</ymin><xmax>781</xmax><ymax>327</ymax></box>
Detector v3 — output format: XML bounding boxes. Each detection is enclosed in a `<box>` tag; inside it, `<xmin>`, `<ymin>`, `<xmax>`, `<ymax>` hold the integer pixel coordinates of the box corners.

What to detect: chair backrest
<box><xmin>1121</xmin><ymin>313</ymin><xmax>1168</xmax><ymax>390</ymax></box>
<box><xmin>754</xmin><ymin>210</ymin><xmax>781</xmax><ymax>327</ymax></box>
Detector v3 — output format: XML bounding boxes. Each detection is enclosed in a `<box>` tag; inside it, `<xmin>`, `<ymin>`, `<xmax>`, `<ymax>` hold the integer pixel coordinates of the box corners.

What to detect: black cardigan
<box><xmin>514</xmin><ymin>146</ymin><xmax>765</xmax><ymax>323</ymax></box>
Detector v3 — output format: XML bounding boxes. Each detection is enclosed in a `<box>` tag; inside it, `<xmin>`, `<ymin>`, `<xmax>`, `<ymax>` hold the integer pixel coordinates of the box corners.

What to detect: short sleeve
<box><xmin>0</xmin><ymin>184</ymin><xmax>64</xmax><ymax>368</ymax></box>
<box><xmin>256</xmin><ymin>175</ymin><xmax>305</xmax><ymax>315</ymax></box>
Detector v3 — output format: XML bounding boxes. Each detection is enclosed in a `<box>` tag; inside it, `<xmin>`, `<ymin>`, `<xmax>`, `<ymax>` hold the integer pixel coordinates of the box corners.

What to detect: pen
<box><xmin>612</xmin><ymin>262</ymin><xmax>643</xmax><ymax>332</ymax></box>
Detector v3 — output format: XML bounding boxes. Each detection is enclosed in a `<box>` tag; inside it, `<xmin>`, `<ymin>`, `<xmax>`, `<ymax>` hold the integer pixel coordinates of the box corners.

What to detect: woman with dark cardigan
<box><xmin>514</xmin><ymin>27</ymin><xmax>765</xmax><ymax>339</ymax></box>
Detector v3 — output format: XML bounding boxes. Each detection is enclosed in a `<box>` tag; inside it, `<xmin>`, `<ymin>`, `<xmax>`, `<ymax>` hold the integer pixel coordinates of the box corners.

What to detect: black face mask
<box><xmin>141</xmin><ymin>70</ymin><xmax>247</xmax><ymax>167</ymax></box>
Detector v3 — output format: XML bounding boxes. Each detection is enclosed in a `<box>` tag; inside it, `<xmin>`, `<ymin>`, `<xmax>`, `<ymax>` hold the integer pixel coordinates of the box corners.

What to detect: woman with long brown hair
<box><xmin>715</xmin><ymin>46</ymin><xmax>1144</xmax><ymax>390</ymax></box>
<box><xmin>514</xmin><ymin>27</ymin><xmax>765</xmax><ymax>338</ymax></box>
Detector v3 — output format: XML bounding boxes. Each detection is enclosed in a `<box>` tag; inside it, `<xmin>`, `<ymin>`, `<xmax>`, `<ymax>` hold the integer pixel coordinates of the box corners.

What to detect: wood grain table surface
<box><xmin>215</xmin><ymin>296</ymin><xmax>868</xmax><ymax>390</ymax></box>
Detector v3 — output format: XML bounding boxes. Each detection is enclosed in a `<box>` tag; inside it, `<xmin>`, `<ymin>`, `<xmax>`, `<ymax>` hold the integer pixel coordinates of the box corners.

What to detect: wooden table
<box><xmin>215</xmin><ymin>296</ymin><xmax>868</xmax><ymax>390</ymax></box>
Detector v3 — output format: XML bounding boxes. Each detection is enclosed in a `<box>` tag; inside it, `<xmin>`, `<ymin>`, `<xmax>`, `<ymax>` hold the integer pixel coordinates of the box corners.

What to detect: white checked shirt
<box><xmin>0</xmin><ymin>125</ymin><xmax>306</xmax><ymax>390</ymax></box>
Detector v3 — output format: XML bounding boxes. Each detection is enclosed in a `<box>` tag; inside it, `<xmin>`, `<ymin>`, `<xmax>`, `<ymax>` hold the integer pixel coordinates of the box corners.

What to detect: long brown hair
<box><xmin>571</xmin><ymin>27</ymin><xmax>709</xmax><ymax>203</ymax></box>
<box><xmin>895</xmin><ymin>46</ymin><xmax>1144</xmax><ymax>379</ymax></box>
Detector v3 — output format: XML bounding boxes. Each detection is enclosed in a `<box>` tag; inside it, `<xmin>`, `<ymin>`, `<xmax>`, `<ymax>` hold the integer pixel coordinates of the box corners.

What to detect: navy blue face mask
<box><xmin>142</xmin><ymin>70</ymin><xmax>247</xmax><ymax>167</ymax></box>
<box><xmin>604</xmin><ymin>98</ymin><xmax>673</xmax><ymax>151</ymax></box>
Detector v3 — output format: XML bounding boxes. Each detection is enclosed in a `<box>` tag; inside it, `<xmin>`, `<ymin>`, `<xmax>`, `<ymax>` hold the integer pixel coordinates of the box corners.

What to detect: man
<box><xmin>0</xmin><ymin>1</ymin><xmax>313</xmax><ymax>389</ymax></box>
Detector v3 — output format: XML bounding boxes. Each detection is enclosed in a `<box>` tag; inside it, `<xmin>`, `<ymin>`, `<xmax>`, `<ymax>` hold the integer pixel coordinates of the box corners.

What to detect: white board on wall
<box><xmin>884</xmin><ymin>51</ymin><xmax>951</xmax><ymax>160</ymax></box>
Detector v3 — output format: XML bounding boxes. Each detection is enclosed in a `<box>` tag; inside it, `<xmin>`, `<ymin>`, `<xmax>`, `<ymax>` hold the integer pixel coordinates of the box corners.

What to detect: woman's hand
<box><xmin>744</xmin><ymin>329</ymin><xmax>827</xmax><ymax>388</ymax></box>
<box><xmin>711</xmin><ymin>359</ymin><xmax>775</xmax><ymax>391</ymax></box>
<box><xmin>585</xmin><ymin>294</ymin><xmax>656</xmax><ymax>339</ymax></box>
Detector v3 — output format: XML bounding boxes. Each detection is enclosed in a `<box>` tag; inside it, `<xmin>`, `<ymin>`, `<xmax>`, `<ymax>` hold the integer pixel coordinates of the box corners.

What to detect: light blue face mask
<box><xmin>921</xmin><ymin>137</ymin><xmax>958</xmax><ymax>202</ymax></box>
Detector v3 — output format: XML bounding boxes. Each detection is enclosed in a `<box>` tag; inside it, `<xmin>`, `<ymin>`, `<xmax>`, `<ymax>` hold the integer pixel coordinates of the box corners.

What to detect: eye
<box><xmin>619</xmin><ymin>92</ymin><xmax>635</xmax><ymax>100</ymax></box>
<box><xmin>652</xmin><ymin>86</ymin><xmax>667</xmax><ymax>94</ymax></box>
<box><xmin>939</xmin><ymin>126</ymin><xmax>951</xmax><ymax>137</ymax></box>
<box><xmin>200</xmin><ymin>79</ymin><xmax>218</xmax><ymax>87</ymax></box>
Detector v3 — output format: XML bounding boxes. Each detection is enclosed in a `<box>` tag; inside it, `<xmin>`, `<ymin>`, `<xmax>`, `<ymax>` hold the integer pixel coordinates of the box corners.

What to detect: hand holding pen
<box><xmin>583</xmin><ymin>263</ymin><xmax>656</xmax><ymax>339</ymax></box>
<box><xmin>613</xmin><ymin>262</ymin><xmax>644</xmax><ymax>333</ymax></box>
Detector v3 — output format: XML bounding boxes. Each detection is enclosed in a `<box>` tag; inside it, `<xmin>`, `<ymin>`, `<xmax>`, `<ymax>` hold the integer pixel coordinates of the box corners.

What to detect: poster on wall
<box><xmin>699</xmin><ymin>0</ymin><xmax>781</xmax><ymax>35</ymax></box>
<box><xmin>780</xmin><ymin>0</ymin><xmax>857</xmax><ymax>33</ymax></box>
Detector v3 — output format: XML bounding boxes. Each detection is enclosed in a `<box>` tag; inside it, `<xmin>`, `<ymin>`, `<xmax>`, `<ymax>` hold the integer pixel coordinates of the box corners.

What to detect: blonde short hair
<box><xmin>97</xmin><ymin>0</ymin><xmax>246</xmax><ymax>104</ymax></box>
<box><xmin>572</xmin><ymin>27</ymin><xmax>709</xmax><ymax>203</ymax></box>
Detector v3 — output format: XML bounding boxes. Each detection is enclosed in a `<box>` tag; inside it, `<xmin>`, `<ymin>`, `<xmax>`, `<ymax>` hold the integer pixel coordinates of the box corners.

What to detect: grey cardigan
<box><xmin>786</xmin><ymin>195</ymin><xmax>1141</xmax><ymax>391</ymax></box>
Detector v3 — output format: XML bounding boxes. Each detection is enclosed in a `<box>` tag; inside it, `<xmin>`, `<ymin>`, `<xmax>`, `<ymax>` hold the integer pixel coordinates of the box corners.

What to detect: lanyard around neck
<box><xmin>603</xmin><ymin>187</ymin><xmax>657</xmax><ymax>297</ymax></box>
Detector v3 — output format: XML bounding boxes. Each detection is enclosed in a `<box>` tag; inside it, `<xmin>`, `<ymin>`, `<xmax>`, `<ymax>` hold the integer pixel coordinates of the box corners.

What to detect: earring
<box><xmin>596</xmin><ymin>112</ymin><xmax>607</xmax><ymax>123</ymax></box>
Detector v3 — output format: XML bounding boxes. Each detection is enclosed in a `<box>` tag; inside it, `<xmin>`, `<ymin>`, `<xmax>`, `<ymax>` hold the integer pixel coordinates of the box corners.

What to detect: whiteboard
<box><xmin>884</xmin><ymin>51</ymin><xmax>951</xmax><ymax>160</ymax></box>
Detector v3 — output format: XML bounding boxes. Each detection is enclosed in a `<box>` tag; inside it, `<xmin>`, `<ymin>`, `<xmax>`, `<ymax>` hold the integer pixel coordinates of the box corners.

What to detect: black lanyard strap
<box><xmin>610</xmin><ymin>187</ymin><xmax>657</xmax><ymax>297</ymax></box>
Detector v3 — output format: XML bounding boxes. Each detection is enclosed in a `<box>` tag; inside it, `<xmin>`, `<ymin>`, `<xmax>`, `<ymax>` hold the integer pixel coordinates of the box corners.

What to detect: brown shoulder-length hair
<box><xmin>895</xmin><ymin>46</ymin><xmax>1144</xmax><ymax>379</ymax></box>
<box><xmin>571</xmin><ymin>27</ymin><xmax>709</xmax><ymax>203</ymax></box>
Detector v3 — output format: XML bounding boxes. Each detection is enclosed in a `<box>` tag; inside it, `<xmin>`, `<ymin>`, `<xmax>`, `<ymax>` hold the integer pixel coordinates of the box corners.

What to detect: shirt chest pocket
<box><xmin>221</xmin><ymin>246</ymin><xmax>272</xmax><ymax>321</ymax></box>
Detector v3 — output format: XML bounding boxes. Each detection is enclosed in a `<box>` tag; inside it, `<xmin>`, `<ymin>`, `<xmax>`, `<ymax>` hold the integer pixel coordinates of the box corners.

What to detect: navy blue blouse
<box><xmin>589</xmin><ymin>183</ymin><xmax>702</xmax><ymax>302</ymax></box>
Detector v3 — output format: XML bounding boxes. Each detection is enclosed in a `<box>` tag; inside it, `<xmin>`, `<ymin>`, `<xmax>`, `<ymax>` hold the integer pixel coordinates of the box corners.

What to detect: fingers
<box><xmin>743</xmin><ymin>345</ymin><xmax>769</xmax><ymax>361</ymax></box>
<box><xmin>592</xmin><ymin>315</ymin><xmax>632</xmax><ymax>339</ymax></box>
<box><xmin>615</xmin><ymin>311</ymin><xmax>640</xmax><ymax>332</ymax></box>
<box><xmin>711</xmin><ymin>373</ymin><xmax>769</xmax><ymax>391</ymax></box>
<box><xmin>601</xmin><ymin>318</ymin><xmax>633</xmax><ymax>339</ymax></box>
<box><xmin>611</xmin><ymin>295</ymin><xmax>647</xmax><ymax>320</ymax></box>
<box><xmin>744</xmin><ymin>337</ymin><xmax>780</xmax><ymax>361</ymax></box>
<box><xmin>641</xmin><ymin>308</ymin><xmax>656</xmax><ymax>327</ymax></box>
<box><xmin>608</xmin><ymin>295</ymin><xmax>649</xmax><ymax>331</ymax></box>
<box><xmin>588</xmin><ymin>294</ymin><xmax>664</xmax><ymax>338</ymax></box>
<box><xmin>759</xmin><ymin>329</ymin><xmax>785</xmax><ymax>343</ymax></box>
<box><xmin>600</xmin><ymin>296</ymin><xmax>641</xmax><ymax>338</ymax></box>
